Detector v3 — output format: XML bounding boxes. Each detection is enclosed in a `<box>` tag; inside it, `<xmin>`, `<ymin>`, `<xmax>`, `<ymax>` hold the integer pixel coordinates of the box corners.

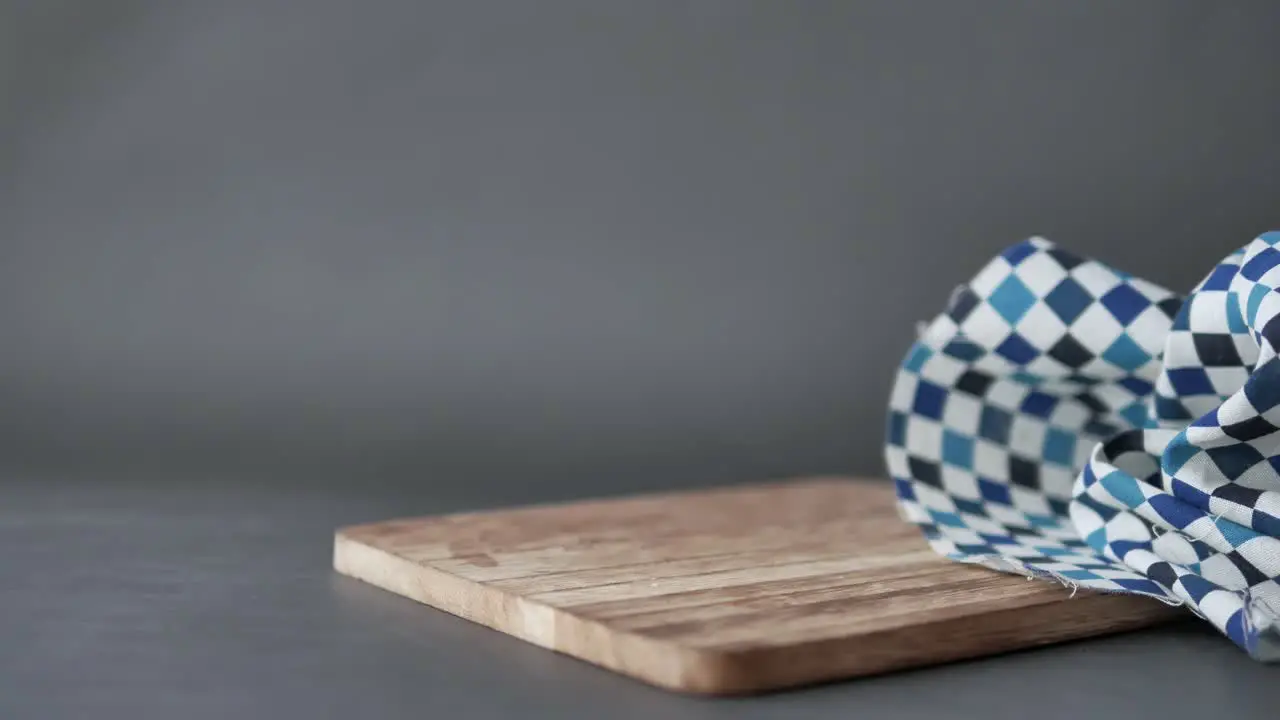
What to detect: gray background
<box><xmin>4</xmin><ymin>1</ymin><xmax>1280</xmax><ymax>717</ymax></box>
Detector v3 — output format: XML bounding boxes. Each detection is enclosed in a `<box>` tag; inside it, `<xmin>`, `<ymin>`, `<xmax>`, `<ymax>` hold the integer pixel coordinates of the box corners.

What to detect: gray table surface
<box><xmin>5</xmin><ymin>470</ymin><xmax>1277</xmax><ymax>720</ymax></box>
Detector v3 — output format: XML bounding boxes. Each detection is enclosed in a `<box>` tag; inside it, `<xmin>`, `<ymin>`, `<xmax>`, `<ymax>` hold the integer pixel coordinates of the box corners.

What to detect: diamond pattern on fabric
<box><xmin>886</xmin><ymin>234</ymin><xmax>1280</xmax><ymax>661</ymax></box>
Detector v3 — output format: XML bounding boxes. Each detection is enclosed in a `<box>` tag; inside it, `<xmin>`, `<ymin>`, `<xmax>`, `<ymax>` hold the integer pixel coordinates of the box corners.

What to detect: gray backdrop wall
<box><xmin>4</xmin><ymin>1</ymin><xmax>1280</xmax><ymax>488</ymax></box>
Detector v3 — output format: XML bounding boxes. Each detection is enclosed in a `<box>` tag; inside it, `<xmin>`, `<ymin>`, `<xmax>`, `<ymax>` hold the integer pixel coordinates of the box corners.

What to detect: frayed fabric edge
<box><xmin>952</xmin><ymin>552</ymin><xmax>1280</xmax><ymax>662</ymax></box>
<box><xmin>1243</xmin><ymin>589</ymin><xmax>1280</xmax><ymax>662</ymax></box>
<box><xmin>950</xmin><ymin>552</ymin><xmax>1185</xmax><ymax>606</ymax></box>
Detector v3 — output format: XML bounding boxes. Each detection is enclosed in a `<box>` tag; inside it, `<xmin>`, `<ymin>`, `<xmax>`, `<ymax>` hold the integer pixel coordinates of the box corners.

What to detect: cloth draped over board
<box><xmin>886</xmin><ymin>233</ymin><xmax>1280</xmax><ymax>659</ymax></box>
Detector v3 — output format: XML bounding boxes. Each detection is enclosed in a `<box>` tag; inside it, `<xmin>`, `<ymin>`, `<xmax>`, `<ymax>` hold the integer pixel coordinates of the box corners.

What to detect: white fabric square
<box><xmin>1015</xmin><ymin>252</ymin><xmax>1070</xmax><ymax>297</ymax></box>
<box><xmin>1015</xmin><ymin>302</ymin><xmax>1069</xmax><ymax>347</ymax></box>
<box><xmin>1069</xmin><ymin>261</ymin><xmax>1124</xmax><ymax>297</ymax></box>
<box><xmin>1070</xmin><ymin>303</ymin><xmax>1126</xmax><ymax>352</ymax></box>
<box><xmin>904</xmin><ymin>416</ymin><xmax>943</xmax><ymax>460</ymax></box>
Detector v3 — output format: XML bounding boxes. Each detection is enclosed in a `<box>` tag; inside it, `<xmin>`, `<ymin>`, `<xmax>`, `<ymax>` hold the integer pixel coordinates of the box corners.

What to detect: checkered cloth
<box><xmin>885</xmin><ymin>234</ymin><xmax>1280</xmax><ymax>660</ymax></box>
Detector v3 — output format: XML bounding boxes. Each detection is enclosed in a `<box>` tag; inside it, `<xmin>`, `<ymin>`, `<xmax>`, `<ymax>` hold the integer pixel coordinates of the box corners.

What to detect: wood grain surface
<box><xmin>333</xmin><ymin>477</ymin><xmax>1180</xmax><ymax>694</ymax></box>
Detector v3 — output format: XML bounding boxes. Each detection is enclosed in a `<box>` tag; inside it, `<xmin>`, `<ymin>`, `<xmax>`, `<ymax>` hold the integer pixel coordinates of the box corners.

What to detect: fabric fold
<box><xmin>886</xmin><ymin>234</ymin><xmax>1280</xmax><ymax>659</ymax></box>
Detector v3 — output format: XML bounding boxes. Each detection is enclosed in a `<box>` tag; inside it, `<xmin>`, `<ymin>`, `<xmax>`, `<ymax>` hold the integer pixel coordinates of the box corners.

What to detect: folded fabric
<box><xmin>885</xmin><ymin>234</ymin><xmax>1280</xmax><ymax>660</ymax></box>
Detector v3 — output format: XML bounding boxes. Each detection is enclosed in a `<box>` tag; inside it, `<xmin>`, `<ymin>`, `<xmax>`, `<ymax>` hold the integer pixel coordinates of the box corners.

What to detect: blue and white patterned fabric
<box><xmin>885</xmin><ymin>233</ymin><xmax>1280</xmax><ymax>660</ymax></box>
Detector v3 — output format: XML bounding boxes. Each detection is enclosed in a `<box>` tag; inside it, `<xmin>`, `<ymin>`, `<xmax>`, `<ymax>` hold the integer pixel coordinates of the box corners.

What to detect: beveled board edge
<box><xmin>334</xmin><ymin>533</ymin><xmax>728</xmax><ymax>692</ymax></box>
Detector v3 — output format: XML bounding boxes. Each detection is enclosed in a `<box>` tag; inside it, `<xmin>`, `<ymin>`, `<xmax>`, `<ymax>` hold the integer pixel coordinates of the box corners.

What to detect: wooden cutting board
<box><xmin>333</xmin><ymin>477</ymin><xmax>1178</xmax><ymax>694</ymax></box>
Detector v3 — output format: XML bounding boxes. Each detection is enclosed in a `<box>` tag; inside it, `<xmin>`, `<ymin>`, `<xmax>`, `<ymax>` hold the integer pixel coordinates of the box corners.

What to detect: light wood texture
<box><xmin>333</xmin><ymin>477</ymin><xmax>1179</xmax><ymax>694</ymax></box>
